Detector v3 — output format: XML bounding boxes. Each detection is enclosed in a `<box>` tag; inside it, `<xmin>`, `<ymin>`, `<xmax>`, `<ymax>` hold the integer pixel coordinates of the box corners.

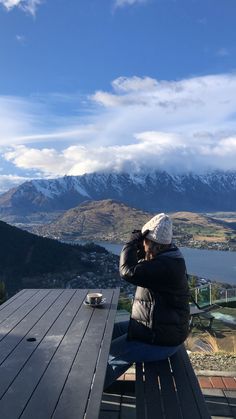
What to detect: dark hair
<box><xmin>144</xmin><ymin>239</ymin><xmax>171</xmax><ymax>260</ymax></box>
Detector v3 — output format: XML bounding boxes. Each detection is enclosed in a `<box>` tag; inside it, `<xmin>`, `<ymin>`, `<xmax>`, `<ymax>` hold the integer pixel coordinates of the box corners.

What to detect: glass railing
<box><xmin>190</xmin><ymin>284</ymin><xmax>236</xmax><ymax>308</ymax></box>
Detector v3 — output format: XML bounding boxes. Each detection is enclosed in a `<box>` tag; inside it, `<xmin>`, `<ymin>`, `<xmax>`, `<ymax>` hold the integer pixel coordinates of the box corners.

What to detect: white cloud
<box><xmin>112</xmin><ymin>76</ymin><xmax>158</xmax><ymax>92</ymax></box>
<box><xmin>10</xmin><ymin>126</ymin><xmax>97</xmax><ymax>143</ymax></box>
<box><xmin>0</xmin><ymin>0</ymin><xmax>43</xmax><ymax>15</ymax></box>
<box><xmin>92</xmin><ymin>74</ymin><xmax>236</xmax><ymax>116</ymax></box>
<box><xmin>0</xmin><ymin>95</ymin><xmax>97</xmax><ymax>147</ymax></box>
<box><xmin>16</xmin><ymin>34</ymin><xmax>26</xmax><ymax>44</ymax></box>
<box><xmin>4</xmin><ymin>131</ymin><xmax>236</xmax><ymax>179</ymax></box>
<box><xmin>1</xmin><ymin>72</ymin><xmax>236</xmax><ymax>191</ymax></box>
<box><xmin>0</xmin><ymin>174</ymin><xmax>29</xmax><ymax>193</ymax></box>
<box><xmin>0</xmin><ymin>96</ymin><xmax>51</xmax><ymax>146</ymax></box>
<box><xmin>0</xmin><ymin>0</ymin><xmax>20</xmax><ymax>8</ymax></box>
<box><xmin>114</xmin><ymin>0</ymin><xmax>148</xmax><ymax>8</ymax></box>
<box><xmin>92</xmin><ymin>76</ymin><xmax>159</xmax><ymax>107</ymax></box>
<box><xmin>4</xmin><ymin>146</ymin><xmax>70</xmax><ymax>176</ymax></box>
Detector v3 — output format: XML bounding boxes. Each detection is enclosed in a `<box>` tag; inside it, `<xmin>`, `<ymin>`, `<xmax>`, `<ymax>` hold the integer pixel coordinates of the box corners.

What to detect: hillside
<box><xmin>0</xmin><ymin>220</ymin><xmax>120</xmax><ymax>296</ymax></box>
<box><xmin>29</xmin><ymin>200</ymin><xmax>236</xmax><ymax>249</ymax></box>
<box><xmin>31</xmin><ymin>199</ymin><xmax>151</xmax><ymax>242</ymax></box>
<box><xmin>172</xmin><ymin>212</ymin><xmax>236</xmax><ymax>246</ymax></box>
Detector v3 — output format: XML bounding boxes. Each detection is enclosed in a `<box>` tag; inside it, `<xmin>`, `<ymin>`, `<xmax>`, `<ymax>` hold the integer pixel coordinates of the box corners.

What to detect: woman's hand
<box><xmin>129</xmin><ymin>229</ymin><xmax>149</xmax><ymax>260</ymax></box>
<box><xmin>129</xmin><ymin>229</ymin><xmax>149</xmax><ymax>244</ymax></box>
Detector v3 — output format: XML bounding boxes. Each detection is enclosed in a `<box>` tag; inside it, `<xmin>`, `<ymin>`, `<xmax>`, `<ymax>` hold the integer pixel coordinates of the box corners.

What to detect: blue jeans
<box><xmin>104</xmin><ymin>320</ymin><xmax>180</xmax><ymax>389</ymax></box>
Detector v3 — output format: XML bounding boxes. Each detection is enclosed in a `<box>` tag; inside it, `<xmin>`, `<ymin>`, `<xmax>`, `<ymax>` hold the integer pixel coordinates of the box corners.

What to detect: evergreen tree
<box><xmin>0</xmin><ymin>281</ymin><xmax>6</xmax><ymax>305</ymax></box>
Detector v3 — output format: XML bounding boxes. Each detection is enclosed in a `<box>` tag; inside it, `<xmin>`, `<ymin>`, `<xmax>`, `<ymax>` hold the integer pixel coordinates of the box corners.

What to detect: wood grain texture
<box><xmin>0</xmin><ymin>288</ymin><xmax>119</xmax><ymax>419</ymax></box>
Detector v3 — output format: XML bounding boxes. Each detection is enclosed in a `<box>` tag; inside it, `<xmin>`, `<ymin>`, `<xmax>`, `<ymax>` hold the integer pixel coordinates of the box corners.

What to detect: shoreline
<box><xmin>72</xmin><ymin>238</ymin><xmax>236</xmax><ymax>252</ymax></box>
<box><xmin>87</xmin><ymin>241</ymin><xmax>236</xmax><ymax>286</ymax></box>
<box><xmin>60</xmin><ymin>238</ymin><xmax>236</xmax><ymax>286</ymax></box>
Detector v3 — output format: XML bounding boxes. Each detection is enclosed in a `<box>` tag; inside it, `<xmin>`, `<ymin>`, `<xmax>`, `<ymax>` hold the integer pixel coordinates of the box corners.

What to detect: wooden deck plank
<box><xmin>135</xmin><ymin>346</ymin><xmax>210</xmax><ymax>419</ymax></box>
<box><xmin>0</xmin><ymin>289</ymin><xmax>63</xmax><ymax>366</ymax></box>
<box><xmin>170</xmin><ymin>350</ymin><xmax>202</xmax><ymax>419</ymax></box>
<box><xmin>0</xmin><ymin>289</ymin><xmax>87</xmax><ymax>419</ymax></box>
<box><xmin>15</xmin><ymin>289</ymin><xmax>95</xmax><ymax>419</ymax></box>
<box><xmin>0</xmin><ymin>289</ymin><xmax>69</xmax><ymax>397</ymax></box>
<box><xmin>0</xmin><ymin>289</ymin><xmax>26</xmax><ymax>312</ymax></box>
<box><xmin>120</xmin><ymin>393</ymin><xmax>136</xmax><ymax>419</ymax></box>
<box><xmin>48</xmin><ymin>291</ymin><xmax>112</xmax><ymax>419</ymax></box>
<box><xmin>170</xmin><ymin>347</ymin><xmax>211</xmax><ymax>419</ymax></box>
<box><xmin>178</xmin><ymin>346</ymin><xmax>211</xmax><ymax>418</ymax></box>
<box><xmin>0</xmin><ymin>289</ymin><xmax>51</xmax><ymax>341</ymax></box>
<box><xmin>157</xmin><ymin>359</ymin><xmax>182</xmax><ymax>419</ymax></box>
<box><xmin>99</xmin><ymin>391</ymin><xmax>122</xmax><ymax>418</ymax></box>
<box><xmin>135</xmin><ymin>363</ymin><xmax>146</xmax><ymax>419</ymax></box>
<box><xmin>50</xmin><ymin>290</ymin><xmax>116</xmax><ymax>419</ymax></box>
<box><xmin>144</xmin><ymin>362</ymin><xmax>164</xmax><ymax>419</ymax></box>
<box><xmin>0</xmin><ymin>289</ymin><xmax>39</xmax><ymax>324</ymax></box>
<box><xmin>0</xmin><ymin>288</ymin><xmax>119</xmax><ymax>419</ymax></box>
<box><xmin>82</xmin><ymin>289</ymin><xmax>120</xmax><ymax>419</ymax></box>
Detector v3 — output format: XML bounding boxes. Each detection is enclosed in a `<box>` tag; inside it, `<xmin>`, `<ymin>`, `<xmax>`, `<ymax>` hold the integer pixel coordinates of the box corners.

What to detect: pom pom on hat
<box><xmin>141</xmin><ymin>213</ymin><xmax>172</xmax><ymax>244</ymax></box>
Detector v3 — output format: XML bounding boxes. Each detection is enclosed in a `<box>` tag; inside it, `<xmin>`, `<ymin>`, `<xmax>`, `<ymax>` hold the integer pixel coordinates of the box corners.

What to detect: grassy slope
<box><xmin>171</xmin><ymin>211</ymin><xmax>236</xmax><ymax>242</ymax></box>
<box><xmin>31</xmin><ymin>200</ymin><xmax>236</xmax><ymax>244</ymax></box>
<box><xmin>33</xmin><ymin>199</ymin><xmax>151</xmax><ymax>242</ymax></box>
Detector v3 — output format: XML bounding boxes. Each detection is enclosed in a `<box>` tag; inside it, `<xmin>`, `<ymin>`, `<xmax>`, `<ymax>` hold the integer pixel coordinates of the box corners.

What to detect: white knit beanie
<box><xmin>141</xmin><ymin>213</ymin><xmax>172</xmax><ymax>244</ymax></box>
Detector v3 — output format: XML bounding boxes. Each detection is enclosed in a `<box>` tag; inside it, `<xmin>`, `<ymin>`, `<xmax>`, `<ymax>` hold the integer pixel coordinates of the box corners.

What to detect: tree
<box><xmin>0</xmin><ymin>281</ymin><xmax>6</xmax><ymax>305</ymax></box>
<box><xmin>188</xmin><ymin>274</ymin><xmax>197</xmax><ymax>288</ymax></box>
<box><xmin>118</xmin><ymin>297</ymin><xmax>132</xmax><ymax>312</ymax></box>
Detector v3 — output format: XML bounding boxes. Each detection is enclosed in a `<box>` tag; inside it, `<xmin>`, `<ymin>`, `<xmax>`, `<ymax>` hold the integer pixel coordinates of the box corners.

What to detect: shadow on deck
<box><xmin>99</xmin><ymin>380</ymin><xmax>236</xmax><ymax>419</ymax></box>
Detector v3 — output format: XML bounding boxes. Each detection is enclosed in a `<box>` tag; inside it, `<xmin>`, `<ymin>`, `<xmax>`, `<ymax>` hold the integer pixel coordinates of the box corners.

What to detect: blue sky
<box><xmin>0</xmin><ymin>0</ymin><xmax>236</xmax><ymax>192</ymax></box>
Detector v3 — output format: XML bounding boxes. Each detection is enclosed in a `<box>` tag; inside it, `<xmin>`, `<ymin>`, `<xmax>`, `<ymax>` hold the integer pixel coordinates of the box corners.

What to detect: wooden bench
<box><xmin>190</xmin><ymin>306</ymin><xmax>215</xmax><ymax>330</ymax></box>
<box><xmin>135</xmin><ymin>345</ymin><xmax>211</xmax><ymax>419</ymax></box>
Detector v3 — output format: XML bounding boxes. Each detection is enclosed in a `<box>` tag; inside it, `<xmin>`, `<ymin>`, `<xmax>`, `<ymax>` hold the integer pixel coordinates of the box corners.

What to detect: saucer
<box><xmin>83</xmin><ymin>298</ymin><xmax>106</xmax><ymax>307</ymax></box>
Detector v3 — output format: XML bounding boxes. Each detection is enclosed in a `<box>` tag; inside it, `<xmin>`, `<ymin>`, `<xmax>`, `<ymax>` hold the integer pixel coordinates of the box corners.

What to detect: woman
<box><xmin>104</xmin><ymin>213</ymin><xmax>190</xmax><ymax>389</ymax></box>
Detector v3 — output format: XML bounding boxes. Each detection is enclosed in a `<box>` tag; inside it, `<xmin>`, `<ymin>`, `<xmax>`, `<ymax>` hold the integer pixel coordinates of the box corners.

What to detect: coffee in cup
<box><xmin>86</xmin><ymin>293</ymin><xmax>103</xmax><ymax>305</ymax></box>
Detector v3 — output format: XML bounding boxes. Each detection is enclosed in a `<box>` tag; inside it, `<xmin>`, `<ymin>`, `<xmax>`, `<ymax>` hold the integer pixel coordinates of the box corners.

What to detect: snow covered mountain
<box><xmin>0</xmin><ymin>170</ymin><xmax>236</xmax><ymax>218</ymax></box>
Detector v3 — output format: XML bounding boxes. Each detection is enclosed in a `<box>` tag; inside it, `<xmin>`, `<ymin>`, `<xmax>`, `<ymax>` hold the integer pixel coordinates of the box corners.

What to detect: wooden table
<box><xmin>0</xmin><ymin>288</ymin><xmax>119</xmax><ymax>419</ymax></box>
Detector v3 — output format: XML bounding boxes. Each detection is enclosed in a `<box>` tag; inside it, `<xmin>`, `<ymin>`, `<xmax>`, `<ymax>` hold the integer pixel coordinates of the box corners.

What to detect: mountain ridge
<box><xmin>1</xmin><ymin>170</ymin><xmax>236</xmax><ymax>219</ymax></box>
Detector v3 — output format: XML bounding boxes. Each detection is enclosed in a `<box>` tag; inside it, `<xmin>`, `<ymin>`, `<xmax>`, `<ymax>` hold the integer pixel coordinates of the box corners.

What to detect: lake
<box><xmin>93</xmin><ymin>242</ymin><xmax>236</xmax><ymax>286</ymax></box>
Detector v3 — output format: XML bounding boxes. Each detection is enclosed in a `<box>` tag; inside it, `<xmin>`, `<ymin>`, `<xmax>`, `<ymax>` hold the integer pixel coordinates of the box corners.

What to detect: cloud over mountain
<box><xmin>1</xmin><ymin>73</ymin><xmax>236</xmax><ymax>191</ymax></box>
<box><xmin>0</xmin><ymin>174</ymin><xmax>30</xmax><ymax>192</ymax></box>
<box><xmin>4</xmin><ymin>130</ymin><xmax>236</xmax><ymax>178</ymax></box>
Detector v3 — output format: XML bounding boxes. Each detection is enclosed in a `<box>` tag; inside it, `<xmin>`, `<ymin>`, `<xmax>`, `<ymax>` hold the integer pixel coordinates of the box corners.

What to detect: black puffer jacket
<box><xmin>119</xmin><ymin>242</ymin><xmax>190</xmax><ymax>346</ymax></box>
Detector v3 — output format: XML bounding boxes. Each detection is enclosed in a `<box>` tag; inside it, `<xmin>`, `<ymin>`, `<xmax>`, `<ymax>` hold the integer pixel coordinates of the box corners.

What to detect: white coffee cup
<box><xmin>86</xmin><ymin>293</ymin><xmax>103</xmax><ymax>305</ymax></box>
